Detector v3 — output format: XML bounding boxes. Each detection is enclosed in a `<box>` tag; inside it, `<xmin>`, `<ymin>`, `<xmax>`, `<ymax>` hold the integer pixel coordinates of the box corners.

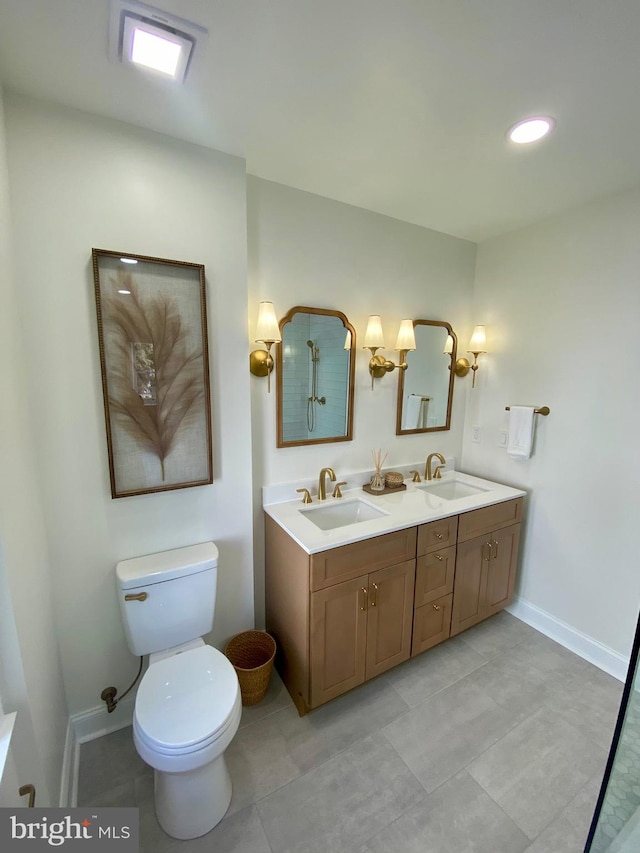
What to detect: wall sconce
<box><xmin>467</xmin><ymin>325</ymin><xmax>487</xmax><ymax>388</ymax></box>
<box><xmin>363</xmin><ymin>316</ymin><xmax>416</xmax><ymax>389</ymax></box>
<box><xmin>444</xmin><ymin>333</ymin><xmax>472</xmax><ymax>379</ymax></box>
<box><xmin>249</xmin><ymin>301</ymin><xmax>282</xmax><ymax>392</ymax></box>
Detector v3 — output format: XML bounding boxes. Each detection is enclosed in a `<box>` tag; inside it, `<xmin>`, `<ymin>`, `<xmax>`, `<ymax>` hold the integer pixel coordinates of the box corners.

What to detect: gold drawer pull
<box><xmin>125</xmin><ymin>592</ymin><xmax>148</xmax><ymax>602</ymax></box>
<box><xmin>491</xmin><ymin>540</ymin><xmax>499</xmax><ymax>559</ymax></box>
<box><xmin>370</xmin><ymin>582</ymin><xmax>378</xmax><ymax>607</ymax></box>
<box><xmin>482</xmin><ymin>542</ymin><xmax>492</xmax><ymax>561</ymax></box>
<box><xmin>434</xmin><ymin>554</ymin><xmax>444</xmax><ymax>561</ymax></box>
<box><xmin>432</xmin><ymin>603</ymin><xmax>441</xmax><ymax>612</ymax></box>
<box><xmin>360</xmin><ymin>587</ymin><xmax>368</xmax><ymax>611</ymax></box>
<box><xmin>435</xmin><ymin>532</ymin><xmax>444</xmax><ymax>540</ymax></box>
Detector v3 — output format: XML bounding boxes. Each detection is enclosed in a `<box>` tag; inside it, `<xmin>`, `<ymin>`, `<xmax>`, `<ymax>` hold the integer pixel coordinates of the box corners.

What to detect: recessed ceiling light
<box><xmin>508</xmin><ymin>116</ymin><xmax>555</xmax><ymax>144</ymax></box>
<box><xmin>109</xmin><ymin>1</ymin><xmax>207</xmax><ymax>83</ymax></box>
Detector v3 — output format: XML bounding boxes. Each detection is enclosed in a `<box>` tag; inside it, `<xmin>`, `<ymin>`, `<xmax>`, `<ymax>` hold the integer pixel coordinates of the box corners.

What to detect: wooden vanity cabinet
<box><xmin>265</xmin><ymin>516</ymin><xmax>416</xmax><ymax>715</ymax></box>
<box><xmin>265</xmin><ymin>496</ymin><xmax>522</xmax><ymax>715</ymax></box>
<box><xmin>450</xmin><ymin>498</ymin><xmax>523</xmax><ymax>637</ymax></box>
<box><xmin>310</xmin><ymin>558</ymin><xmax>415</xmax><ymax>707</ymax></box>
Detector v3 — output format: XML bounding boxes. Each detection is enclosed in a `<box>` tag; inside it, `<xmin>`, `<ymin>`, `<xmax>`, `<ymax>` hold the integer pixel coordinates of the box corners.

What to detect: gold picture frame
<box><xmin>92</xmin><ymin>248</ymin><xmax>213</xmax><ymax>498</ymax></box>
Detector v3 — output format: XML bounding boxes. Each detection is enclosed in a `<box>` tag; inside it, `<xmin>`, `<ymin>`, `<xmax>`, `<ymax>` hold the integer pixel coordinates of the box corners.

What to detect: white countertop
<box><xmin>264</xmin><ymin>470</ymin><xmax>526</xmax><ymax>554</ymax></box>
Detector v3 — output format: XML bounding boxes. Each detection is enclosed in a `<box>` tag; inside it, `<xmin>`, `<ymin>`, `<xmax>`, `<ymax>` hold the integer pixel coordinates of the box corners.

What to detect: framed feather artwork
<box><xmin>92</xmin><ymin>249</ymin><xmax>213</xmax><ymax>498</ymax></box>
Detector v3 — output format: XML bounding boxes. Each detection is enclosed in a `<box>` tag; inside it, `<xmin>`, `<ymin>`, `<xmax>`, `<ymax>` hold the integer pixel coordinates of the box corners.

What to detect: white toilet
<box><xmin>116</xmin><ymin>542</ymin><xmax>241</xmax><ymax>840</ymax></box>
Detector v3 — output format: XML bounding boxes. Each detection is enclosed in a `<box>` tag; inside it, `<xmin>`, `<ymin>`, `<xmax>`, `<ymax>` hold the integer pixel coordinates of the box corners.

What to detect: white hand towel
<box><xmin>404</xmin><ymin>394</ymin><xmax>425</xmax><ymax>429</ymax></box>
<box><xmin>507</xmin><ymin>407</ymin><xmax>535</xmax><ymax>459</ymax></box>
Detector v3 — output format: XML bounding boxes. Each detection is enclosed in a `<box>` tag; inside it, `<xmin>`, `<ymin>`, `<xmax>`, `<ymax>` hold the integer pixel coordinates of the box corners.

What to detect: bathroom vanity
<box><xmin>264</xmin><ymin>472</ymin><xmax>524</xmax><ymax>716</ymax></box>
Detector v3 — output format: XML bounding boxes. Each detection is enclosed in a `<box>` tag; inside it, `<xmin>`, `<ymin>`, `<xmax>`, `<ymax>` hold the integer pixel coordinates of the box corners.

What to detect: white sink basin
<box><xmin>299</xmin><ymin>498</ymin><xmax>388</xmax><ymax>531</ymax></box>
<box><xmin>418</xmin><ymin>479</ymin><xmax>490</xmax><ymax>501</ymax></box>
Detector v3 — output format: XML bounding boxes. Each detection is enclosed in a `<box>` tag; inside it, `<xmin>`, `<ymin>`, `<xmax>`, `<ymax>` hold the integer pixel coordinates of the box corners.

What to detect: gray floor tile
<box><xmin>225</xmin><ymin>707</ymin><xmax>301</xmax><ymax>815</ymax></box>
<box><xmin>382</xmin><ymin>676</ymin><xmax>517</xmax><ymax>792</ymax></box>
<box><xmin>239</xmin><ymin>669</ymin><xmax>295</xmax><ymax>729</ymax></box>
<box><xmin>524</xmin><ymin>774</ymin><xmax>603</xmax><ymax>853</ymax></box>
<box><xmin>77</xmin><ymin>725</ymin><xmax>148</xmax><ymax>805</ymax></box>
<box><xmin>360</xmin><ymin>770</ymin><xmax>529</xmax><ymax>853</ymax></box>
<box><xmin>384</xmin><ymin>635</ymin><xmax>488</xmax><ymax>707</ymax></box>
<box><xmin>468</xmin><ymin>706</ymin><xmax>607</xmax><ymax>840</ymax></box>
<box><xmin>499</xmin><ymin>630</ymin><xmax>591</xmax><ymax>683</ymax></box>
<box><xmin>275</xmin><ymin>675</ymin><xmax>409</xmax><ymax>773</ymax></box>
<box><xmin>256</xmin><ymin>734</ymin><xmax>424</xmax><ymax>853</ymax></box>
<box><xmin>543</xmin><ymin>663</ymin><xmax>622</xmax><ymax>749</ymax></box>
<box><xmin>463</xmin><ymin>646</ymin><xmax>569</xmax><ymax>724</ymax></box>
<box><xmin>458</xmin><ymin>610</ymin><xmax>539</xmax><ymax>660</ymax></box>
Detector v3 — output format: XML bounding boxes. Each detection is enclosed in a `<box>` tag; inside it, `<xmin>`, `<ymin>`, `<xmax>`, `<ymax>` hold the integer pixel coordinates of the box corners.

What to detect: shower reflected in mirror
<box><xmin>306</xmin><ymin>340</ymin><xmax>326</xmax><ymax>432</ymax></box>
<box><xmin>276</xmin><ymin>306</ymin><xmax>355</xmax><ymax>447</ymax></box>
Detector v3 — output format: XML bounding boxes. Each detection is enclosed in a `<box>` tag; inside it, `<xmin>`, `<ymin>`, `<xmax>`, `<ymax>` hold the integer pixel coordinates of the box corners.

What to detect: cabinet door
<box><xmin>449</xmin><ymin>533</ymin><xmax>491</xmax><ymax>636</ymax></box>
<box><xmin>310</xmin><ymin>575</ymin><xmax>368</xmax><ymax>707</ymax></box>
<box><xmin>484</xmin><ymin>523</ymin><xmax>521</xmax><ymax>617</ymax></box>
<box><xmin>414</xmin><ymin>546</ymin><xmax>456</xmax><ymax>606</ymax></box>
<box><xmin>365</xmin><ymin>560</ymin><xmax>415</xmax><ymax>680</ymax></box>
<box><xmin>412</xmin><ymin>593</ymin><xmax>453</xmax><ymax>656</ymax></box>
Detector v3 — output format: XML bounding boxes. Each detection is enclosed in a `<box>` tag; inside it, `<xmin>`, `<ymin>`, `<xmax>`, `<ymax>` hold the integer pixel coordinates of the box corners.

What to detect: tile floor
<box><xmin>78</xmin><ymin>613</ymin><xmax>623</xmax><ymax>852</ymax></box>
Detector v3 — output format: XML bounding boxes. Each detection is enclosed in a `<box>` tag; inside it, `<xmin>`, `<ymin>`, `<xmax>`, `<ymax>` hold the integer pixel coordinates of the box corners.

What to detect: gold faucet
<box><xmin>425</xmin><ymin>453</ymin><xmax>446</xmax><ymax>481</ymax></box>
<box><xmin>318</xmin><ymin>467</ymin><xmax>336</xmax><ymax>500</ymax></box>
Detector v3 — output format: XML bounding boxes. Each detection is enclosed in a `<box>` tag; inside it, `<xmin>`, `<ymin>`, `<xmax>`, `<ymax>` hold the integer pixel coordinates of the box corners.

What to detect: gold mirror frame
<box><xmin>396</xmin><ymin>320</ymin><xmax>456</xmax><ymax>435</ymax></box>
<box><xmin>276</xmin><ymin>306</ymin><xmax>356</xmax><ymax>448</ymax></box>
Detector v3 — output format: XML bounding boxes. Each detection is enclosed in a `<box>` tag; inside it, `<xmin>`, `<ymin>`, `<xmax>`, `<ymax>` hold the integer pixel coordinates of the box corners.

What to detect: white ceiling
<box><xmin>1</xmin><ymin>0</ymin><xmax>639</xmax><ymax>242</ymax></box>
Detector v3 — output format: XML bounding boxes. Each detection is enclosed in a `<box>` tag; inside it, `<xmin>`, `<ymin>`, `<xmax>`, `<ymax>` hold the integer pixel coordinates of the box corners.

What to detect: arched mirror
<box><xmin>276</xmin><ymin>306</ymin><xmax>356</xmax><ymax>447</ymax></box>
<box><xmin>396</xmin><ymin>320</ymin><xmax>456</xmax><ymax>434</ymax></box>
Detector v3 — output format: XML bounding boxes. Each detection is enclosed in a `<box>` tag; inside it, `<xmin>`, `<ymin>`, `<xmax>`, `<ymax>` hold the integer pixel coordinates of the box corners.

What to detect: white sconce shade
<box><xmin>394</xmin><ymin>319</ymin><xmax>416</xmax><ymax>352</ymax></box>
<box><xmin>468</xmin><ymin>325</ymin><xmax>487</xmax><ymax>352</ymax></box>
<box><xmin>443</xmin><ymin>334</ymin><xmax>454</xmax><ymax>355</ymax></box>
<box><xmin>255</xmin><ymin>301</ymin><xmax>281</xmax><ymax>343</ymax></box>
<box><xmin>344</xmin><ymin>330</ymin><xmax>352</xmax><ymax>350</ymax></box>
<box><xmin>364</xmin><ymin>315</ymin><xmax>385</xmax><ymax>349</ymax></box>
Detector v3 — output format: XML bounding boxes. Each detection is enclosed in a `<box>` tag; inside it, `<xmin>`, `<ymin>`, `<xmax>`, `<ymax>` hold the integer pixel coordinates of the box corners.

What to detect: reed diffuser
<box><xmin>370</xmin><ymin>448</ymin><xmax>388</xmax><ymax>491</ymax></box>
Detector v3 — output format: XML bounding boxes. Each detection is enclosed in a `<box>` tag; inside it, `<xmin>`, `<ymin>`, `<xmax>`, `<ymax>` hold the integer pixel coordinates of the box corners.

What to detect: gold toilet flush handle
<box><xmin>124</xmin><ymin>592</ymin><xmax>148</xmax><ymax>602</ymax></box>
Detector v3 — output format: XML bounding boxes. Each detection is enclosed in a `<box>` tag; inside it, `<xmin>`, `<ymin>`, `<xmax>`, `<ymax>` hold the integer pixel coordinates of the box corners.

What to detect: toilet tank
<box><xmin>116</xmin><ymin>542</ymin><xmax>219</xmax><ymax>656</ymax></box>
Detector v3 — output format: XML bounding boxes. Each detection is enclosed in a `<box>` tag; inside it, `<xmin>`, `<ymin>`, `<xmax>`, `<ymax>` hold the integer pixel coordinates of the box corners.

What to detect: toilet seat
<box><xmin>134</xmin><ymin>645</ymin><xmax>240</xmax><ymax>754</ymax></box>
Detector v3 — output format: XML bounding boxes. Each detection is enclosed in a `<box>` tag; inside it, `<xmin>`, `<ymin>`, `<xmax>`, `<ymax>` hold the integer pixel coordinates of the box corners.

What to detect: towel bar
<box><xmin>505</xmin><ymin>406</ymin><xmax>550</xmax><ymax>416</ymax></box>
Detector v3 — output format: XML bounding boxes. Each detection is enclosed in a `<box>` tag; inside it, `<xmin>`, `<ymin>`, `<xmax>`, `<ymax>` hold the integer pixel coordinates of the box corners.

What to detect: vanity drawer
<box><xmin>458</xmin><ymin>498</ymin><xmax>523</xmax><ymax>543</ymax></box>
<box><xmin>417</xmin><ymin>516</ymin><xmax>458</xmax><ymax>555</ymax></box>
<box><xmin>310</xmin><ymin>527</ymin><xmax>417</xmax><ymax>591</ymax></box>
<box><xmin>414</xmin><ymin>546</ymin><xmax>456</xmax><ymax>607</ymax></box>
<box><xmin>412</xmin><ymin>593</ymin><xmax>453</xmax><ymax>656</ymax></box>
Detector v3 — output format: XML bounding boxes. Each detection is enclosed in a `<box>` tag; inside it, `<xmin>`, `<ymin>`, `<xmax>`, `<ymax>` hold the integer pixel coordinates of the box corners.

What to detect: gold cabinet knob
<box><xmin>434</xmin><ymin>554</ymin><xmax>444</xmax><ymax>561</ymax></box>
<box><xmin>433</xmin><ymin>604</ymin><xmax>441</xmax><ymax>612</ymax></box>
<box><xmin>435</xmin><ymin>532</ymin><xmax>444</xmax><ymax>540</ymax></box>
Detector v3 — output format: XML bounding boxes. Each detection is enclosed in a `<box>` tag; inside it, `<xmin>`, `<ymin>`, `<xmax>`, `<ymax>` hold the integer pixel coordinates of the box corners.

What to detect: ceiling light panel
<box><xmin>109</xmin><ymin>0</ymin><xmax>207</xmax><ymax>83</ymax></box>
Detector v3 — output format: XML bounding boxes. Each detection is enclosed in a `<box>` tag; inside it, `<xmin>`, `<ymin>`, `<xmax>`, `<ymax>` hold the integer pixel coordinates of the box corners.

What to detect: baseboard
<box><xmin>507</xmin><ymin>596</ymin><xmax>629</xmax><ymax>683</ymax></box>
<box><xmin>60</xmin><ymin>694</ymin><xmax>136</xmax><ymax>807</ymax></box>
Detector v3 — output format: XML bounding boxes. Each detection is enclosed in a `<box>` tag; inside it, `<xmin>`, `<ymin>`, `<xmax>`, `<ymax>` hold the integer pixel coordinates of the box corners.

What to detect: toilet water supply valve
<box><xmin>100</xmin><ymin>656</ymin><xmax>144</xmax><ymax>713</ymax></box>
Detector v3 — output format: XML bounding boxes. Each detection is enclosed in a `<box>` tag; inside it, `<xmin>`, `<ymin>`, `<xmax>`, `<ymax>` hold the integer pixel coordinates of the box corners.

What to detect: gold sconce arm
<box><xmin>364</xmin><ymin>316</ymin><xmax>415</xmax><ymax>389</ymax></box>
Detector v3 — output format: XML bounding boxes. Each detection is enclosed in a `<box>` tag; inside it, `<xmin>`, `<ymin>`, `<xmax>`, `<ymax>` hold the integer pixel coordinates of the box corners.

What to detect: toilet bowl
<box><xmin>115</xmin><ymin>542</ymin><xmax>241</xmax><ymax>840</ymax></box>
<box><xmin>133</xmin><ymin>642</ymin><xmax>242</xmax><ymax>839</ymax></box>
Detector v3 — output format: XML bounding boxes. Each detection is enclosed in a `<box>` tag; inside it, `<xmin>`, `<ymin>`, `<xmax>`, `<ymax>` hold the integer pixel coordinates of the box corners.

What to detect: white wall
<box><xmin>248</xmin><ymin>177</ymin><xmax>477</xmax><ymax>622</ymax></box>
<box><xmin>462</xmin><ymin>187</ymin><xmax>640</xmax><ymax>661</ymax></box>
<box><xmin>0</xmin><ymin>88</ymin><xmax>67</xmax><ymax>804</ymax></box>
<box><xmin>4</xmin><ymin>95</ymin><xmax>254</xmax><ymax>717</ymax></box>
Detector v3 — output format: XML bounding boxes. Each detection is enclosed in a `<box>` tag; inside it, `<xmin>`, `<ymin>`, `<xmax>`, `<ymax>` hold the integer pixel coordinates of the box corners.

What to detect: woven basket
<box><xmin>224</xmin><ymin>630</ymin><xmax>276</xmax><ymax>706</ymax></box>
<box><xmin>384</xmin><ymin>471</ymin><xmax>404</xmax><ymax>489</ymax></box>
